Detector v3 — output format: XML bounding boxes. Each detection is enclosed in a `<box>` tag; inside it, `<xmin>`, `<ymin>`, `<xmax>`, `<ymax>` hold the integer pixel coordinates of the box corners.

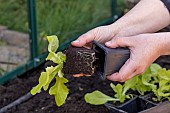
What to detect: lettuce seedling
<box><xmin>125</xmin><ymin>75</ymin><xmax>151</xmax><ymax>95</ymax></box>
<box><xmin>31</xmin><ymin>35</ymin><xmax>68</xmax><ymax>106</ymax></box>
<box><xmin>141</xmin><ymin>64</ymin><xmax>165</xmax><ymax>102</ymax></box>
<box><xmin>124</xmin><ymin>64</ymin><xmax>161</xmax><ymax>96</ymax></box>
<box><xmin>143</xmin><ymin>65</ymin><xmax>170</xmax><ymax>102</ymax></box>
<box><xmin>84</xmin><ymin>63</ymin><xmax>168</xmax><ymax>105</ymax></box>
<box><xmin>84</xmin><ymin>90</ymin><xmax>119</xmax><ymax>105</ymax></box>
<box><xmin>110</xmin><ymin>83</ymin><xmax>133</xmax><ymax>103</ymax></box>
<box><xmin>85</xmin><ymin>83</ymin><xmax>133</xmax><ymax>105</ymax></box>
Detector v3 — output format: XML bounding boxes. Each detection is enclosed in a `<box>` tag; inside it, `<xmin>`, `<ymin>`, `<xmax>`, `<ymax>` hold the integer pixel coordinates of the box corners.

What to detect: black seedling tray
<box><xmin>139</xmin><ymin>102</ymin><xmax>170</xmax><ymax>113</ymax></box>
<box><xmin>93</xmin><ymin>41</ymin><xmax>130</xmax><ymax>80</ymax></box>
<box><xmin>105</xmin><ymin>97</ymin><xmax>157</xmax><ymax>113</ymax></box>
<box><xmin>105</xmin><ymin>96</ymin><xmax>138</xmax><ymax>113</ymax></box>
<box><xmin>137</xmin><ymin>97</ymin><xmax>157</xmax><ymax>112</ymax></box>
<box><xmin>140</xmin><ymin>93</ymin><xmax>170</xmax><ymax>106</ymax></box>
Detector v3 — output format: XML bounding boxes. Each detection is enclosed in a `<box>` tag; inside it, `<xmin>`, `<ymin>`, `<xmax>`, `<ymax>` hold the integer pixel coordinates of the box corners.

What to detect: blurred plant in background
<box><xmin>0</xmin><ymin>0</ymin><xmax>112</xmax><ymax>54</ymax></box>
<box><xmin>117</xmin><ymin>0</ymin><xmax>125</xmax><ymax>14</ymax></box>
<box><xmin>36</xmin><ymin>0</ymin><xmax>112</xmax><ymax>53</ymax></box>
<box><xmin>0</xmin><ymin>0</ymin><xmax>28</xmax><ymax>32</ymax></box>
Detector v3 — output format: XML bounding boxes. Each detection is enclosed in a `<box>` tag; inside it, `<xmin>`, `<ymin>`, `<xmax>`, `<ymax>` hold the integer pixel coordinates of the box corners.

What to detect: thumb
<box><xmin>107</xmin><ymin>58</ymin><xmax>138</xmax><ymax>82</ymax></box>
<box><xmin>105</xmin><ymin>37</ymin><xmax>131</xmax><ymax>48</ymax></box>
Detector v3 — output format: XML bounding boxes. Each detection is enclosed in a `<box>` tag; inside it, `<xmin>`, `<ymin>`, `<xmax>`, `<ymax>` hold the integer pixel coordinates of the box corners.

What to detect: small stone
<box><xmin>78</xmin><ymin>87</ymin><xmax>83</xmax><ymax>91</ymax></box>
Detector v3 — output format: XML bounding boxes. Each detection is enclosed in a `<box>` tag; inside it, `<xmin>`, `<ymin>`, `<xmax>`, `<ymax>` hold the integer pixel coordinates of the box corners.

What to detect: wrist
<box><xmin>109</xmin><ymin>21</ymin><xmax>130</xmax><ymax>37</ymax></box>
<box><xmin>110</xmin><ymin>18</ymin><xmax>144</xmax><ymax>37</ymax></box>
<box><xmin>154</xmin><ymin>33</ymin><xmax>170</xmax><ymax>56</ymax></box>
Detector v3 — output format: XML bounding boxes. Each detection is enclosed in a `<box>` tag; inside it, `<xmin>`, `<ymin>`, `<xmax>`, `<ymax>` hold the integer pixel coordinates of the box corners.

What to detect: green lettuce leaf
<box><xmin>47</xmin><ymin>35</ymin><xmax>59</xmax><ymax>53</ymax></box>
<box><xmin>124</xmin><ymin>76</ymin><xmax>138</xmax><ymax>94</ymax></box>
<box><xmin>150</xmin><ymin>63</ymin><xmax>162</xmax><ymax>74</ymax></box>
<box><xmin>31</xmin><ymin>72</ymin><xmax>48</xmax><ymax>95</ymax></box>
<box><xmin>31</xmin><ymin>35</ymin><xmax>69</xmax><ymax>107</ymax></box>
<box><xmin>84</xmin><ymin>90</ymin><xmax>119</xmax><ymax>105</ymax></box>
<box><xmin>46</xmin><ymin>52</ymin><xmax>66</xmax><ymax>64</ymax></box>
<box><xmin>111</xmin><ymin>83</ymin><xmax>127</xmax><ymax>103</ymax></box>
<box><xmin>49</xmin><ymin>76</ymin><xmax>69</xmax><ymax>106</ymax></box>
<box><xmin>43</xmin><ymin>65</ymin><xmax>63</xmax><ymax>90</ymax></box>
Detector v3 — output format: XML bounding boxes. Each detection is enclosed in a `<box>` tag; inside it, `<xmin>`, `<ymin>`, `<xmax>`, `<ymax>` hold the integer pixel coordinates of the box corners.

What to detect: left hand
<box><xmin>105</xmin><ymin>33</ymin><xmax>169</xmax><ymax>82</ymax></box>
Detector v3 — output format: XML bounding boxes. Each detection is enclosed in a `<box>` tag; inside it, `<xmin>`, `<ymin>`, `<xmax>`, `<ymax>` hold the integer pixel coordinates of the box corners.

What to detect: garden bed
<box><xmin>0</xmin><ymin>55</ymin><xmax>170</xmax><ymax>113</ymax></box>
<box><xmin>0</xmin><ymin>63</ymin><xmax>113</xmax><ymax>113</ymax></box>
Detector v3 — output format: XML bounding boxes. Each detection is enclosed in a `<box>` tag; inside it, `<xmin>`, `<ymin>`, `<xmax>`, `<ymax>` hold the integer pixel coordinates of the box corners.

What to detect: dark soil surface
<box><xmin>0</xmin><ymin>55</ymin><xmax>170</xmax><ymax>113</ymax></box>
<box><xmin>0</xmin><ymin>66</ymin><xmax>44</xmax><ymax>108</ymax></box>
<box><xmin>0</xmin><ymin>63</ymin><xmax>114</xmax><ymax>113</ymax></box>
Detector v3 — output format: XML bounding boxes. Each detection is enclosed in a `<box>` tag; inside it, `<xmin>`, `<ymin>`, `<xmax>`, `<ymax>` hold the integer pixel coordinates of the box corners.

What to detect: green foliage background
<box><xmin>0</xmin><ymin>0</ymin><xmax>112</xmax><ymax>53</ymax></box>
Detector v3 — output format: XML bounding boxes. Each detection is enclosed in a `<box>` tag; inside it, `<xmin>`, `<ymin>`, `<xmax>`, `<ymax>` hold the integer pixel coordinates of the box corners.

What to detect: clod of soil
<box><xmin>63</xmin><ymin>46</ymin><xmax>96</xmax><ymax>75</ymax></box>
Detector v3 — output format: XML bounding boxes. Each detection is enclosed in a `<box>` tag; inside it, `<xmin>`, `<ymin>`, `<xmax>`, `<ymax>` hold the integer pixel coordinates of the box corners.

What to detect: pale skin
<box><xmin>71</xmin><ymin>0</ymin><xmax>170</xmax><ymax>82</ymax></box>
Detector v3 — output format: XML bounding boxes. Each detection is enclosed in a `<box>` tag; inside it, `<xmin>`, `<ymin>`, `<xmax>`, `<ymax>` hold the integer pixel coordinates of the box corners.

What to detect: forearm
<box><xmin>111</xmin><ymin>0</ymin><xmax>170</xmax><ymax>37</ymax></box>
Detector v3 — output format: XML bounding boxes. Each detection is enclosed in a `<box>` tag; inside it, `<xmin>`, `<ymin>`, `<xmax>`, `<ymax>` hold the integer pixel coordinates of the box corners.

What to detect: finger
<box><xmin>107</xmin><ymin>71</ymin><xmax>139</xmax><ymax>82</ymax></box>
<box><xmin>71</xmin><ymin>30</ymin><xmax>95</xmax><ymax>47</ymax></box>
<box><xmin>106</xmin><ymin>59</ymin><xmax>137</xmax><ymax>82</ymax></box>
<box><xmin>107</xmin><ymin>72</ymin><xmax>120</xmax><ymax>82</ymax></box>
<box><xmin>105</xmin><ymin>37</ymin><xmax>131</xmax><ymax>48</ymax></box>
<box><xmin>83</xmin><ymin>43</ymin><xmax>93</xmax><ymax>49</ymax></box>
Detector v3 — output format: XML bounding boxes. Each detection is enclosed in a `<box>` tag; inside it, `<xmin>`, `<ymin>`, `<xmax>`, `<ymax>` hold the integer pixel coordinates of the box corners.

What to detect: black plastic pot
<box><xmin>140</xmin><ymin>93</ymin><xmax>170</xmax><ymax>106</ymax></box>
<box><xmin>137</xmin><ymin>97</ymin><xmax>157</xmax><ymax>112</ymax></box>
<box><xmin>93</xmin><ymin>41</ymin><xmax>130</xmax><ymax>80</ymax></box>
<box><xmin>140</xmin><ymin>93</ymin><xmax>157</xmax><ymax>105</ymax></box>
<box><xmin>104</xmin><ymin>97</ymin><xmax>157</xmax><ymax>113</ymax></box>
<box><xmin>139</xmin><ymin>102</ymin><xmax>170</xmax><ymax>113</ymax></box>
<box><xmin>105</xmin><ymin>97</ymin><xmax>138</xmax><ymax>113</ymax></box>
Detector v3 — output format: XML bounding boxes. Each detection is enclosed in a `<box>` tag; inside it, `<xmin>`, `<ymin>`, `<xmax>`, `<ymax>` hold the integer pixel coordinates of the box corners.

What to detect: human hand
<box><xmin>105</xmin><ymin>33</ymin><xmax>169</xmax><ymax>82</ymax></box>
<box><xmin>71</xmin><ymin>25</ymin><xmax>120</xmax><ymax>77</ymax></box>
<box><xmin>71</xmin><ymin>25</ymin><xmax>119</xmax><ymax>47</ymax></box>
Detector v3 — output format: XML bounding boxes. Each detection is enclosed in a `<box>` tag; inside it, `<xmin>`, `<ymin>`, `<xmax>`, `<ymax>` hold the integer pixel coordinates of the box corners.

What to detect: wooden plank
<box><xmin>141</xmin><ymin>102</ymin><xmax>170</xmax><ymax>113</ymax></box>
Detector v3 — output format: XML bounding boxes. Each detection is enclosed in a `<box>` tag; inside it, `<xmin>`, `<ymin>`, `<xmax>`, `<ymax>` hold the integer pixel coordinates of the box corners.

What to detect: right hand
<box><xmin>71</xmin><ymin>25</ymin><xmax>119</xmax><ymax>47</ymax></box>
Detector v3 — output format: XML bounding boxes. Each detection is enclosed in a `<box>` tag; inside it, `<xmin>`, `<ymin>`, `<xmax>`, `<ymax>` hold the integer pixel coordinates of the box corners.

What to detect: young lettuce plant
<box><xmin>155</xmin><ymin>69</ymin><xmax>170</xmax><ymax>101</ymax></box>
<box><xmin>142</xmin><ymin>64</ymin><xmax>170</xmax><ymax>102</ymax></box>
<box><xmin>125</xmin><ymin>75</ymin><xmax>151</xmax><ymax>95</ymax></box>
<box><xmin>124</xmin><ymin>64</ymin><xmax>160</xmax><ymax>96</ymax></box>
<box><xmin>30</xmin><ymin>35</ymin><xmax>68</xmax><ymax>107</ymax></box>
<box><xmin>84</xmin><ymin>63</ymin><xmax>162</xmax><ymax>105</ymax></box>
<box><xmin>127</xmin><ymin>63</ymin><xmax>170</xmax><ymax>102</ymax></box>
<box><xmin>85</xmin><ymin>83</ymin><xmax>133</xmax><ymax>105</ymax></box>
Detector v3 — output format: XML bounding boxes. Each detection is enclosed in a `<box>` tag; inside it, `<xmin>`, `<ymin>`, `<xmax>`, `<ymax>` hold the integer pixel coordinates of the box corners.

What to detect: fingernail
<box><xmin>105</xmin><ymin>41</ymin><xmax>111</xmax><ymax>46</ymax></box>
<box><xmin>73</xmin><ymin>40</ymin><xmax>79</xmax><ymax>43</ymax></box>
<box><xmin>106</xmin><ymin>73</ymin><xmax>118</xmax><ymax>79</ymax></box>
